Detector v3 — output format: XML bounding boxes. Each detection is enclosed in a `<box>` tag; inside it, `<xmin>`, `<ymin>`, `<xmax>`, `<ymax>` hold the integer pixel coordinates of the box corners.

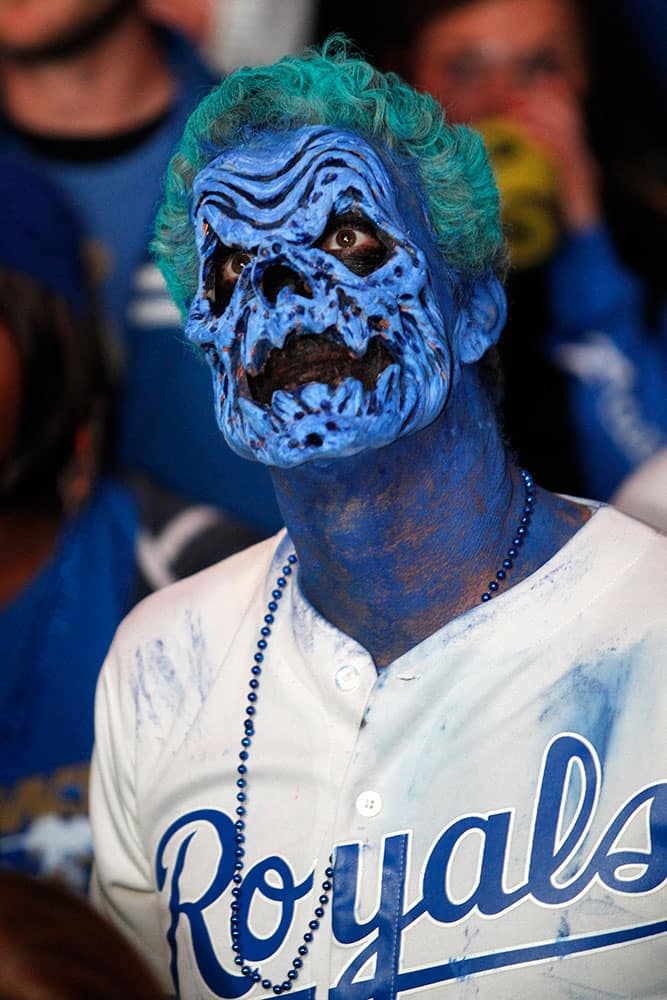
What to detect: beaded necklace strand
<box><xmin>230</xmin><ymin>554</ymin><xmax>332</xmax><ymax>995</ymax></box>
<box><xmin>481</xmin><ymin>468</ymin><xmax>535</xmax><ymax>601</ymax></box>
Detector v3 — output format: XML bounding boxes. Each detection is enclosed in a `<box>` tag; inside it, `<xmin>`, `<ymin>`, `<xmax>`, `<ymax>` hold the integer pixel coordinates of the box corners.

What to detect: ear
<box><xmin>455</xmin><ymin>274</ymin><xmax>506</xmax><ymax>365</ymax></box>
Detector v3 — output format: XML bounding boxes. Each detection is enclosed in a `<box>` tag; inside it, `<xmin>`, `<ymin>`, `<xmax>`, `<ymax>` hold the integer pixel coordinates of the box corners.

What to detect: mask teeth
<box><xmin>296</xmin><ymin>382</ymin><xmax>331</xmax><ymax>412</ymax></box>
<box><xmin>328</xmin><ymin>377</ymin><xmax>364</xmax><ymax>417</ymax></box>
<box><xmin>238</xmin><ymin>394</ymin><xmax>271</xmax><ymax>441</ymax></box>
<box><xmin>375</xmin><ymin>363</ymin><xmax>401</xmax><ymax>410</ymax></box>
<box><xmin>339</xmin><ymin>313</ymin><xmax>368</xmax><ymax>357</ymax></box>
<box><xmin>243</xmin><ymin>312</ymin><xmax>287</xmax><ymax>369</ymax></box>
<box><xmin>270</xmin><ymin>388</ymin><xmax>296</xmax><ymax>420</ymax></box>
<box><xmin>244</xmin><ymin>336</ymin><xmax>273</xmax><ymax>377</ymax></box>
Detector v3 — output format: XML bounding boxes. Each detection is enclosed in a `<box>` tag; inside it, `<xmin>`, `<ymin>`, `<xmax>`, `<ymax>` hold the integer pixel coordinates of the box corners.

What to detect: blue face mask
<box><xmin>186</xmin><ymin>126</ymin><xmax>462</xmax><ymax>468</ymax></box>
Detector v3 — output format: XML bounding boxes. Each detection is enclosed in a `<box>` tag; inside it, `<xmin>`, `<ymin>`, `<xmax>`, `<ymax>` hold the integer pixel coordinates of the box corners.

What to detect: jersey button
<box><xmin>356</xmin><ymin>790</ymin><xmax>382</xmax><ymax>817</ymax></box>
<box><xmin>335</xmin><ymin>664</ymin><xmax>360</xmax><ymax>691</ymax></box>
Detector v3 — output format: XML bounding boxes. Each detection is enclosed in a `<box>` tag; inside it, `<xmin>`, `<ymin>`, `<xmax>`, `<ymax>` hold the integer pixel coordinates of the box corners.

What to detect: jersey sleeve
<box><xmin>89</xmin><ymin>634</ymin><xmax>173</xmax><ymax>993</ymax></box>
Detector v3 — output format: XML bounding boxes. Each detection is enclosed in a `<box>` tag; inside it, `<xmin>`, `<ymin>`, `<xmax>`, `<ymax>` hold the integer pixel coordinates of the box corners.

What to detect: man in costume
<box><xmin>90</xmin><ymin>41</ymin><xmax>667</xmax><ymax>999</ymax></box>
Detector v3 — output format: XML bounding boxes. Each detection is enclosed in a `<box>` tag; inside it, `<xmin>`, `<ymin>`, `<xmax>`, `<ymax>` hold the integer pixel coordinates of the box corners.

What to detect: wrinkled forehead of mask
<box><xmin>192</xmin><ymin>125</ymin><xmax>440</xmax><ymax>262</ymax></box>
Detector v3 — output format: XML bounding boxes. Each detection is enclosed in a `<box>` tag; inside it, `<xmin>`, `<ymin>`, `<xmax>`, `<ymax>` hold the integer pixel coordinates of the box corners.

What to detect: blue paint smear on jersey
<box><xmin>133</xmin><ymin>647</ymin><xmax>160</xmax><ymax>732</ymax></box>
<box><xmin>185</xmin><ymin>609</ymin><xmax>216</xmax><ymax>704</ymax></box>
<box><xmin>538</xmin><ymin>652</ymin><xmax>635</xmax><ymax>766</ymax></box>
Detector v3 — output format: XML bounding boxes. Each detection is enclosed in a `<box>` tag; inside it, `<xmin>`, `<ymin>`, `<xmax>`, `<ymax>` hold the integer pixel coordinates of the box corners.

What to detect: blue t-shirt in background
<box><xmin>0</xmin><ymin>481</ymin><xmax>138</xmax><ymax>890</ymax></box>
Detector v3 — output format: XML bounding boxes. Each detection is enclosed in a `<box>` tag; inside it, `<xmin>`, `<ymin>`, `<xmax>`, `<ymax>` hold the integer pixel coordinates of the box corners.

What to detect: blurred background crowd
<box><xmin>0</xmin><ymin>0</ymin><xmax>664</xmax><ymax>981</ymax></box>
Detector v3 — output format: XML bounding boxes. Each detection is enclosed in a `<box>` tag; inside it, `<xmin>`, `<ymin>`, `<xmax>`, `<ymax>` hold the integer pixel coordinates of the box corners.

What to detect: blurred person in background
<box><xmin>143</xmin><ymin>0</ymin><xmax>317</xmax><ymax>74</ymax></box>
<box><xmin>0</xmin><ymin>870</ymin><xmax>164</xmax><ymax>999</ymax></box>
<box><xmin>602</xmin><ymin>0</ymin><xmax>667</xmax><ymax>527</ymax></box>
<box><xmin>383</xmin><ymin>0</ymin><xmax>667</xmax><ymax>502</ymax></box>
<box><xmin>0</xmin><ymin>0</ymin><xmax>283</xmax><ymax>533</ymax></box>
<box><xmin>0</xmin><ymin>153</ymin><xmax>260</xmax><ymax>892</ymax></box>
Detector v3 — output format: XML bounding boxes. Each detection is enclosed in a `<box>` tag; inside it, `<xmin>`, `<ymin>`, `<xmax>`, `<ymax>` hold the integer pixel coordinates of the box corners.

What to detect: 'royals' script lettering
<box><xmin>155</xmin><ymin>733</ymin><xmax>667</xmax><ymax>998</ymax></box>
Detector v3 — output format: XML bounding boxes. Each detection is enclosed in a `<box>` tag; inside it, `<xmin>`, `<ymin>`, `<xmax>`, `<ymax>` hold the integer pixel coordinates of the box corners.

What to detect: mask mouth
<box><xmin>247</xmin><ymin>330</ymin><xmax>395</xmax><ymax>406</ymax></box>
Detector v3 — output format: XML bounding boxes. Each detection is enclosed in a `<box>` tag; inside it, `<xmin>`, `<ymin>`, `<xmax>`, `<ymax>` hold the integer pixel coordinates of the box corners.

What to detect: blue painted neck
<box><xmin>273</xmin><ymin>371</ymin><xmax>504</xmax><ymax>666</ymax></box>
<box><xmin>271</xmin><ymin>369</ymin><xmax>589</xmax><ymax>668</ymax></box>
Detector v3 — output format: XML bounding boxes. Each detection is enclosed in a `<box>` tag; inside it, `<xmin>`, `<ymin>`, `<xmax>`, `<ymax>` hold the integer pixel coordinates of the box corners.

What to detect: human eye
<box><xmin>205</xmin><ymin>245</ymin><xmax>254</xmax><ymax>315</ymax></box>
<box><xmin>221</xmin><ymin>250</ymin><xmax>253</xmax><ymax>281</ymax></box>
<box><xmin>444</xmin><ymin>52</ymin><xmax>485</xmax><ymax>85</ymax></box>
<box><xmin>316</xmin><ymin>212</ymin><xmax>390</xmax><ymax>276</ymax></box>
<box><xmin>520</xmin><ymin>50</ymin><xmax>564</xmax><ymax>83</ymax></box>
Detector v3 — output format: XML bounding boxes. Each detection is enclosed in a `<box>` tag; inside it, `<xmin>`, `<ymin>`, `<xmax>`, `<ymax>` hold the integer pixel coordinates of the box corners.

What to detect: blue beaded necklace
<box><xmin>230</xmin><ymin>469</ymin><xmax>534</xmax><ymax>993</ymax></box>
<box><xmin>481</xmin><ymin>469</ymin><xmax>535</xmax><ymax>602</ymax></box>
<box><xmin>230</xmin><ymin>553</ymin><xmax>333</xmax><ymax>995</ymax></box>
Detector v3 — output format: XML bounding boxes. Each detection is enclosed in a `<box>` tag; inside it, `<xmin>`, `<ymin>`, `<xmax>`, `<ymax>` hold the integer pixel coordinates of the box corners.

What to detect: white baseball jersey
<box><xmin>90</xmin><ymin>504</ymin><xmax>667</xmax><ymax>999</ymax></box>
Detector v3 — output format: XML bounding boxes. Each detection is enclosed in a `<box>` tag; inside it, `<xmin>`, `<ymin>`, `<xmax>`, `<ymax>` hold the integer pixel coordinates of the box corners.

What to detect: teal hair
<box><xmin>154</xmin><ymin>37</ymin><xmax>507</xmax><ymax>319</ymax></box>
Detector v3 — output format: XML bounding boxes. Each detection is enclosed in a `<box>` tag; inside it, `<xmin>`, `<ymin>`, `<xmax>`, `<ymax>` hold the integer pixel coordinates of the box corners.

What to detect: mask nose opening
<box><xmin>260</xmin><ymin>262</ymin><xmax>313</xmax><ymax>304</ymax></box>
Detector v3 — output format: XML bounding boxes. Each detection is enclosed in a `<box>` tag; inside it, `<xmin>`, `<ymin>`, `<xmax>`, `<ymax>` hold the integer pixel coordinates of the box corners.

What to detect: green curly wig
<box><xmin>154</xmin><ymin>37</ymin><xmax>506</xmax><ymax>319</ymax></box>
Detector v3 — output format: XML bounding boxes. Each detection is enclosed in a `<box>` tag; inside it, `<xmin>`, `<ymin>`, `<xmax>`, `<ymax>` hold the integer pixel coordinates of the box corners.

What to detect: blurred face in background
<box><xmin>0</xmin><ymin>0</ymin><xmax>126</xmax><ymax>58</ymax></box>
<box><xmin>409</xmin><ymin>0</ymin><xmax>587</xmax><ymax>123</ymax></box>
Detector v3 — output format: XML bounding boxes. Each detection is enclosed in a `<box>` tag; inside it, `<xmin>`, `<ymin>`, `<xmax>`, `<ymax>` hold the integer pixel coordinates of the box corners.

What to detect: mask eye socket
<box><xmin>204</xmin><ymin>244</ymin><xmax>254</xmax><ymax>315</ymax></box>
<box><xmin>316</xmin><ymin>211</ymin><xmax>391</xmax><ymax>276</ymax></box>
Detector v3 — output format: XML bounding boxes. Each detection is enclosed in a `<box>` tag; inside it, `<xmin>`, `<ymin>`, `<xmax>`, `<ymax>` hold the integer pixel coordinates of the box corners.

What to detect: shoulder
<box><xmin>561</xmin><ymin>500</ymin><xmax>667</xmax><ymax>574</ymax></box>
<box><xmin>511</xmin><ymin>499</ymin><xmax>667</xmax><ymax>641</ymax></box>
<box><xmin>114</xmin><ymin>530</ymin><xmax>284</xmax><ymax>654</ymax></box>
<box><xmin>95</xmin><ymin>531</ymin><xmax>286</xmax><ymax>748</ymax></box>
<box><xmin>580</xmin><ymin>501</ymin><xmax>666</xmax><ymax>555</ymax></box>
<box><xmin>546</xmin><ymin>502</ymin><xmax>667</xmax><ymax>637</ymax></box>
